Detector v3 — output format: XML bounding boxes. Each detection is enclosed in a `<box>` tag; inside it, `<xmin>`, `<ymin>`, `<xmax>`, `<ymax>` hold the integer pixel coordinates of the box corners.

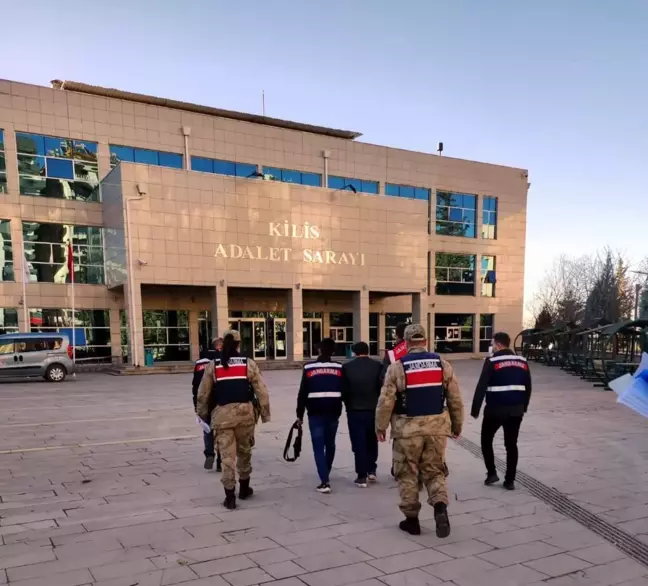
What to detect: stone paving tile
<box><xmin>221</xmin><ymin>566</ymin><xmax>274</xmax><ymax>586</ymax></box>
<box><xmin>293</xmin><ymin>547</ymin><xmax>372</xmax><ymax>572</ymax></box>
<box><xmin>263</xmin><ymin>560</ymin><xmax>307</xmax><ymax>579</ymax></box>
<box><xmin>421</xmin><ymin>556</ymin><xmax>499</xmax><ymax>582</ymax></box>
<box><xmin>299</xmin><ymin>562</ymin><xmax>384</xmax><ymax>586</ymax></box>
<box><xmin>190</xmin><ymin>554</ymin><xmax>257</xmax><ymax>577</ymax></box>
<box><xmin>579</xmin><ymin>558</ymin><xmax>648</xmax><ymax>585</ymax></box>
<box><xmin>338</xmin><ymin>530</ymin><xmax>423</xmax><ymax>558</ymax></box>
<box><xmin>477</xmin><ymin>540</ymin><xmax>564</xmax><ymax>567</ymax></box>
<box><xmin>7</xmin><ymin>568</ymin><xmax>93</xmax><ymax>586</ymax></box>
<box><xmin>450</xmin><ymin>563</ymin><xmax>548</xmax><ymax>586</ymax></box>
<box><xmin>378</xmin><ymin>568</ymin><xmax>445</xmax><ymax>585</ymax></box>
<box><xmin>476</xmin><ymin>526</ymin><xmax>550</xmax><ymax>549</ymax></box>
<box><xmin>88</xmin><ymin>558</ymin><xmax>158</xmax><ymax>581</ymax></box>
<box><xmin>523</xmin><ymin>553</ymin><xmax>592</xmax><ymax>577</ymax></box>
<box><xmin>367</xmin><ymin>549</ymin><xmax>452</xmax><ymax>574</ymax></box>
<box><xmin>434</xmin><ymin>538</ymin><xmax>494</xmax><ymax>558</ymax></box>
<box><xmin>570</xmin><ymin>543</ymin><xmax>627</xmax><ymax>565</ymax></box>
<box><xmin>248</xmin><ymin>547</ymin><xmax>298</xmax><ymax>565</ymax></box>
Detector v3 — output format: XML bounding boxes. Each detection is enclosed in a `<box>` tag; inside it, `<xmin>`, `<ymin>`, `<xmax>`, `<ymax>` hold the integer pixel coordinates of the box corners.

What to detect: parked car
<box><xmin>0</xmin><ymin>333</ymin><xmax>75</xmax><ymax>382</ymax></box>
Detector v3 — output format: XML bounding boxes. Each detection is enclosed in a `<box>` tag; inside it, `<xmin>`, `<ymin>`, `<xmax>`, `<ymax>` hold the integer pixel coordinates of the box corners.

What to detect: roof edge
<box><xmin>51</xmin><ymin>80</ymin><xmax>362</xmax><ymax>140</ymax></box>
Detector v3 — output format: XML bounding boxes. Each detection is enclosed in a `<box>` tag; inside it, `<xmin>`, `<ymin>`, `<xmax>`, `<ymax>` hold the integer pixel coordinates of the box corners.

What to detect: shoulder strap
<box><xmin>283</xmin><ymin>422</ymin><xmax>303</xmax><ymax>462</ymax></box>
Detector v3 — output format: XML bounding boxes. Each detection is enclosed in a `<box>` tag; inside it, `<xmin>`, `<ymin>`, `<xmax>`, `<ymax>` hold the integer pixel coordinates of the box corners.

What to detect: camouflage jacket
<box><xmin>375</xmin><ymin>348</ymin><xmax>464</xmax><ymax>439</ymax></box>
<box><xmin>196</xmin><ymin>358</ymin><xmax>271</xmax><ymax>431</ymax></box>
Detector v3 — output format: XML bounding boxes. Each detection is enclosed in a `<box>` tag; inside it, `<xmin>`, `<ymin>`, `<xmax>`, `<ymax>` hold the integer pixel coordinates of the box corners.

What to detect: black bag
<box><xmin>283</xmin><ymin>422</ymin><xmax>303</xmax><ymax>462</ymax></box>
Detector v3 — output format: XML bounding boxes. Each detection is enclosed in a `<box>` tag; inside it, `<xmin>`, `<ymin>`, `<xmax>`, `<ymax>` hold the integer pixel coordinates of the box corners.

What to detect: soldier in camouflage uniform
<box><xmin>376</xmin><ymin>324</ymin><xmax>463</xmax><ymax>537</ymax></box>
<box><xmin>197</xmin><ymin>330</ymin><xmax>271</xmax><ymax>510</ymax></box>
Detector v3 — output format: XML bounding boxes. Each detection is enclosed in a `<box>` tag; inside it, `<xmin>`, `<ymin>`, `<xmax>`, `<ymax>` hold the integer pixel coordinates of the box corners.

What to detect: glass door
<box><xmin>238</xmin><ymin>321</ymin><xmax>254</xmax><ymax>358</ymax></box>
<box><xmin>253</xmin><ymin>320</ymin><xmax>266</xmax><ymax>360</ymax></box>
<box><xmin>303</xmin><ymin>319</ymin><xmax>322</xmax><ymax>359</ymax></box>
<box><xmin>274</xmin><ymin>318</ymin><xmax>287</xmax><ymax>359</ymax></box>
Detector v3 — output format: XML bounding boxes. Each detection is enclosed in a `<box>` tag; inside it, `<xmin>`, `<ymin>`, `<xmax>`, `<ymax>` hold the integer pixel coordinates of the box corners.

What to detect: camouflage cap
<box><xmin>222</xmin><ymin>329</ymin><xmax>241</xmax><ymax>342</ymax></box>
<box><xmin>404</xmin><ymin>323</ymin><xmax>426</xmax><ymax>342</ymax></box>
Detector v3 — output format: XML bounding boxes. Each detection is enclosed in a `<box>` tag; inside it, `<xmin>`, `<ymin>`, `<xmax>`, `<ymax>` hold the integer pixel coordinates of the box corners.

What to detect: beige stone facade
<box><xmin>0</xmin><ymin>78</ymin><xmax>528</xmax><ymax>365</ymax></box>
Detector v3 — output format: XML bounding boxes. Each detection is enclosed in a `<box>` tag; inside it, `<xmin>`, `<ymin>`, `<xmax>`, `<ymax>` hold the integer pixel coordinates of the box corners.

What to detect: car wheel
<box><xmin>45</xmin><ymin>364</ymin><xmax>67</xmax><ymax>382</ymax></box>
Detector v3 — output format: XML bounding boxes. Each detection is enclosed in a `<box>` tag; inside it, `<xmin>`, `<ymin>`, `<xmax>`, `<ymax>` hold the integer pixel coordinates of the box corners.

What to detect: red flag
<box><xmin>67</xmin><ymin>242</ymin><xmax>74</xmax><ymax>283</ymax></box>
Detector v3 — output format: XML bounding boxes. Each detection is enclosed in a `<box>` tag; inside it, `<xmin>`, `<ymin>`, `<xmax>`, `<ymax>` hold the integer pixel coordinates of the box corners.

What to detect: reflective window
<box><xmin>386</xmin><ymin>183</ymin><xmax>430</xmax><ymax>201</ymax></box>
<box><xmin>110</xmin><ymin>145</ymin><xmax>183</xmax><ymax>169</ymax></box>
<box><xmin>16</xmin><ymin>132</ymin><xmax>99</xmax><ymax>202</ymax></box>
<box><xmin>385</xmin><ymin>313</ymin><xmax>412</xmax><ymax>350</ymax></box>
<box><xmin>30</xmin><ymin>308</ymin><xmax>112</xmax><ymax>362</ymax></box>
<box><xmin>435</xmin><ymin>252</ymin><xmax>476</xmax><ymax>296</ymax></box>
<box><xmin>0</xmin><ymin>130</ymin><xmax>6</xmax><ymax>193</ymax></box>
<box><xmin>482</xmin><ymin>196</ymin><xmax>498</xmax><ymax>239</ymax></box>
<box><xmin>191</xmin><ymin>156</ymin><xmax>256</xmax><ymax>178</ymax></box>
<box><xmin>262</xmin><ymin>166</ymin><xmax>322</xmax><ymax>187</ymax></box>
<box><xmin>436</xmin><ymin>191</ymin><xmax>477</xmax><ymax>238</ymax></box>
<box><xmin>22</xmin><ymin>222</ymin><xmax>105</xmax><ymax>285</ymax></box>
<box><xmin>434</xmin><ymin>313</ymin><xmax>474</xmax><ymax>353</ymax></box>
<box><xmin>143</xmin><ymin>310</ymin><xmax>190</xmax><ymax>362</ymax></box>
<box><xmin>0</xmin><ymin>220</ymin><xmax>14</xmax><ymax>282</ymax></box>
<box><xmin>481</xmin><ymin>255</ymin><xmax>496</xmax><ymax>297</ymax></box>
<box><xmin>0</xmin><ymin>308</ymin><xmax>18</xmax><ymax>335</ymax></box>
<box><xmin>328</xmin><ymin>175</ymin><xmax>379</xmax><ymax>194</ymax></box>
<box><xmin>329</xmin><ymin>312</ymin><xmax>354</xmax><ymax>357</ymax></box>
<box><xmin>480</xmin><ymin>314</ymin><xmax>494</xmax><ymax>353</ymax></box>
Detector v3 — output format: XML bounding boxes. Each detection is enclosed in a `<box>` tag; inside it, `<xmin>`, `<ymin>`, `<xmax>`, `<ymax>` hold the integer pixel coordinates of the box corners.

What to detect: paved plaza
<box><xmin>0</xmin><ymin>361</ymin><xmax>647</xmax><ymax>586</ymax></box>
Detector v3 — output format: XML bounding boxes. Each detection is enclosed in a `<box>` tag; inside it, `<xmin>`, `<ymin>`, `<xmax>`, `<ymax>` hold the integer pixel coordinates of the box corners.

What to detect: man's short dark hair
<box><xmin>352</xmin><ymin>341</ymin><xmax>369</xmax><ymax>356</ymax></box>
<box><xmin>395</xmin><ymin>322</ymin><xmax>407</xmax><ymax>340</ymax></box>
<box><xmin>319</xmin><ymin>338</ymin><xmax>336</xmax><ymax>357</ymax></box>
<box><xmin>493</xmin><ymin>332</ymin><xmax>511</xmax><ymax>347</ymax></box>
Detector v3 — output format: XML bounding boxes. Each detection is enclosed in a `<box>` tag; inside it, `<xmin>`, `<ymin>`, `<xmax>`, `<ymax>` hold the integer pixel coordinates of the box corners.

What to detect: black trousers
<box><xmin>481</xmin><ymin>414</ymin><xmax>523</xmax><ymax>483</ymax></box>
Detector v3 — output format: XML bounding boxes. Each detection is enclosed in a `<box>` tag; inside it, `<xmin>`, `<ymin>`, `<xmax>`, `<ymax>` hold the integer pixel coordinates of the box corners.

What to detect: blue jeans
<box><xmin>203</xmin><ymin>431</ymin><xmax>215</xmax><ymax>457</ymax></box>
<box><xmin>347</xmin><ymin>410</ymin><xmax>378</xmax><ymax>478</ymax></box>
<box><xmin>308</xmin><ymin>415</ymin><xmax>339</xmax><ymax>483</ymax></box>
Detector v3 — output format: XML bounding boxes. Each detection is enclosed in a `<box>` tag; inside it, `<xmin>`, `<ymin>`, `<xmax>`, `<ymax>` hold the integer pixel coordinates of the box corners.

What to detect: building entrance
<box><xmin>303</xmin><ymin>319</ymin><xmax>322</xmax><ymax>359</ymax></box>
<box><xmin>229</xmin><ymin>315</ymin><xmax>288</xmax><ymax>360</ymax></box>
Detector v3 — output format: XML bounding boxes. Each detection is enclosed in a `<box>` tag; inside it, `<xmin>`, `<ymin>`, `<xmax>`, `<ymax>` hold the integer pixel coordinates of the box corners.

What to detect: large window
<box><xmin>482</xmin><ymin>196</ymin><xmax>498</xmax><ymax>239</ymax></box>
<box><xmin>385</xmin><ymin>313</ymin><xmax>412</xmax><ymax>350</ymax></box>
<box><xmin>22</xmin><ymin>222</ymin><xmax>104</xmax><ymax>285</ymax></box>
<box><xmin>0</xmin><ymin>309</ymin><xmax>18</xmax><ymax>335</ymax></box>
<box><xmin>328</xmin><ymin>176</ymin><xmax>378</xmax><ymax>195</ymax></box>
<box><xmin>191</xmin><ymin>156</ymin><xmax>257</xmax><ymax>178</ymax></box>
<box><xmin>436</xmin><ymin>191</ymin><xmax>477</xmax><ymax>237</ymax></box>
<box><xmin>143</xmin><ymin>310</ymin><xmax>190</xmax><ymax>362</ymax></box>
<box><xmin>385</xmin><ymin>183</ymin><xmax>429</xmax><ymax>200</ymax></box>
<box><xmin>110</xmin><ymin>145</ymin><xmax>183</xmax><ymax>169</ymax></box>
<box><xmin>329</xmin><ymin>312</ymin><xmax>354</xmax><ymax>356</ymax></box>
<box><xmin>481</xmin><ymin>256</ymin><xmax>496</xmax><ymax>297</ymax></box>
<box><xmin>0</xmin><ymin>130</ymin><xmax>6</xmax><ymax>193</ymax></box>
<box><xmin>434</xmin><ymin>314</ymin><xmax>474</xmax><ymax>353</ymax></box>
<box><xmin>16</xmin><ymin>132</ymin><xmax>99</xmax><ymax>202</ymax></box>
<box><xmin>0</xmin><ymin>220</ymin><xmax>14</xmax><ymax>282</ymax></box>
<box><xmin>262</xmin><ymin>167</ymin><xmax>321</xmax><ymax>187</ymax></box>
<box><xmin>435</xmin><ymin>253</ymin><xmax>476</xmax><ymax>296</ymax></box>
<box><xmin>369</xmin><ymin>313</ymin><xmax>378</xmax><ymax>356</ymax></box>
<box><xmin>30</xmin><ymin>309</ymin><xmax>112</xmax><ymax>362</ymax></box>
<box><xmin>480</xmin><ymin>314</ymin><xmax>494</xmax><ymax>353</ymax></box>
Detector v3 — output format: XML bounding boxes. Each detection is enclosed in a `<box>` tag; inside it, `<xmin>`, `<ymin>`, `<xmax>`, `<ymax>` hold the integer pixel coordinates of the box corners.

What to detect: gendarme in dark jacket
<box><xmin>342</xmin><ymin>356</ymin><xmax>383</xmax><ymax>411</ymax></box>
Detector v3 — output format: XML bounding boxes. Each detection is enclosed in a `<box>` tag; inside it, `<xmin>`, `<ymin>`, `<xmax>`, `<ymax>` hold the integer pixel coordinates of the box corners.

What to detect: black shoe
<box><xmin>399</xmin><ymin>517</ymin><xmax>421</xmax><ymax>535</ymax></box>
<box><xmin>484</xmin><ymin>473</ymin><xmax>500</xmax><ymax>486</ymax></box>
<box><xmin>239</xmin><ymin>478</ymin><xmax>254</xmax><ymax>500</ymax></box>
<box><xmin>204</xmin><ymin>456</ymin><xmax>214</xmax><ymax>470</ymax></box>
<box><xmin>434</xmin><ymin>503</ymin><xmax>451</xmax><ymax>538</ymax></box>
<box><xmin>316</xmin><ymin>483</ymin><xmax>331</xmax><ymax>494</ymax></box>
<box><xmin>354</xmin><ymin>476</ymin><xmax>368</xmax><ymax>488</ymax></box>
<box><xmin>216</xmin><ymin>458</ymin><xmax>222</xmax><ymax>473</ymax></box>
<box><xmin>503</xmin><ymin>480</ymin><xmax>516</xmax><ymax>490</ymax></box>
<box><xmin>223</xmin><ymin>488</ymin><xmax>236</xmax><ymax>510</ymax></box>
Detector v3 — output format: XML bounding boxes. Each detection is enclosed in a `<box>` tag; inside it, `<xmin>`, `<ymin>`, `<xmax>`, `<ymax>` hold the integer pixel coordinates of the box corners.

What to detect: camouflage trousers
<box><xmin>393</xmin><ymin>435</ymin><xmax>448</xmax><ymax>518</ymax></box>
<box><xmin>215</xmin><ymin>424</ymin><xmax>255</xmax><ymax>490</ymax></box>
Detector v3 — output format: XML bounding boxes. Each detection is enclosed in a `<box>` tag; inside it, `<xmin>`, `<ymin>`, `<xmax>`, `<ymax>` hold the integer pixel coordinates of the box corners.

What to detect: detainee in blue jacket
<box><xmin>295</xmin><ymin>338</ymin><xmax>343</xmax><ymax>494</ymax></box>
<box><xmin>471</xmin><ymin>331</ymin><xmax>532</xmax><ymax>490</ymax></box>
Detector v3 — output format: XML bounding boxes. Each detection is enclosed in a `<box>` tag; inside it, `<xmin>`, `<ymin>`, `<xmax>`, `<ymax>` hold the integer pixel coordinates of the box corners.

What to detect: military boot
<box><xmin>223</xmin><ymin>488</ymin><xmax>236</xmax><ymax>510</ymax></box>
<box><xmin>434</xmin><ymin>502</ymin><xmax>451</xmax><ymax>538</ymax></box>
<box><xmin>239</xmin><ymin>478</ymin><xmax>254</xmax><ymax>500</ymax></box>
<box><xmin>399</xmin><ymin>517</ymin><xmax>421</xmax><ymax>535</ymax></box>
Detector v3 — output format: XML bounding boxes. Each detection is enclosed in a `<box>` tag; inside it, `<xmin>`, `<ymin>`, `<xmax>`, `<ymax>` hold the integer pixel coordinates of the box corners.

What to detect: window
<box><xmin>436</xmin><ymin>191</ymin><xmax>477</xmax><ymax>237</ymax></box>
<box><xmin>22</xmin><ymin>222</ymin><xmax>105</xmax><ymax>285</ymax></box>
<box><xmin>120</xmin><ymin>309</ymin><xmax>129</xmax><ymax>363</ymax></box>
<box><xmin>482</xmin><ymin>196</ymin><xmax>498</xmax><ymax>239</ymax></box>
<box><xmin>0</xmin><ymin>308</ymin><xmax>18</xmax><ymax>335</ymax></box>
<box><xmin>198</xmin><ymin>310</ymin><xmax>212</xmax><ymax>357</ymax></box>
<box><xmin>143</xmin><ymin>310</ymin><xmax>190</xmax><ymax>362</ymax></box>
<box><xmin>0</xmin><ymin>220</ymin><xmax>14</xmax><ymax>282</ymax></box>
<box><xmin>385</xmin><ymin>183</ymin><xmax>430</xmax><ymax>200</ymax></box>
<box><xmin>0</xmin><ymin>130</ymin><xmax>6</xmax><ymax>193</ymax></box>
<box><xmin>435</xmin><ymin>253</ymin><xmax>476</xmax><ymax>296</ymax></box>
<box><xmin>190</xmin><ymin>156</ymin><xmax>256</xmax><ymax>178</ymax></box>
<box><xmin>481</xmin><ymin>256</ymin><xmax>496</xmax><ymax>297</ymax></box>
<box><xmin>385</xmin><ymin>313</ymin><xmax>412</xmax><ymax>350</ymax></box>
<box><xmin>369</xmin><ymin>313</ymin><xmax>378</xmax><ymax>356</ymax></box>
<box><xmin>110</xmin><ymin>145</ymin><xmax>183</xmax><ymax>169</ymax></box>
<box><xmin>16</xmin><ymin>132</ymin><xmax>99</xmax><ymax>202</ymax></box>
<box><xmin>329</xmin><ymin>312</ymin><xmax>354</xmax><ymax>356</ymax></box>
<box><xmin>480</xmin><ymin>314</ymin><xmax>494</xmax><ymax>353</ymax></box>
<box><xmin>30</xmin><ymin>309</ymin><xmax>112</xmax><ymax>362</ymax></box>
<box><xmin>0</xmin><ymin>341</ymin><xmax>14</xmax><ymax>354</ymax></box>
<box><xmin>16</xmin><ymin>338</ymin><xmax>64</xmax><ymax>352</ymax></box>
<box><xmin>328</xmin><ymin>175</ymin><xmax>379</xmax><ymax>194</ymax></box>
<box><xmin>262</xmin><ymin>167</ymin><xmax>322</xmax><ymax>187</ymax></box>
<box><xmin>434</xmin><ymin>314</ymin><xmax>474</xmax><ymax>353</ymax></box>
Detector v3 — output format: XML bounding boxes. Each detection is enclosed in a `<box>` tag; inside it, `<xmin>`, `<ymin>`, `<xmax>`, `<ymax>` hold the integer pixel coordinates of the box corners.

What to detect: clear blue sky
<box><xmin>3</xmin><ymin>0</ymin><xmax>647</xmax><ymax>313</ymax></box>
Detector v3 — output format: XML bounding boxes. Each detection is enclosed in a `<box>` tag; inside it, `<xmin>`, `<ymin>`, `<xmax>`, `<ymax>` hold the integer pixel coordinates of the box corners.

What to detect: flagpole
<box><xmin>21</xmin><ymin>238</ymin><xmax>29</xmax><ymax>332</ymax></box>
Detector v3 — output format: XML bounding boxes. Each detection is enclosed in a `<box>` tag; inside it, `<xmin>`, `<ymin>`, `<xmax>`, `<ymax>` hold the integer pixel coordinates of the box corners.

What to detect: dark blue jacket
<box><xmin>395</xmin><ymin>351</ymin><xmax>445</xmax><ymax>416</ymax></box>
<box><xmin>296</xmin><ymin>356</ymin><xmax>343</xmax><ymax>419</ymax></box>
<box><xmin>471</xmin><ymin>349</ymin><xmax>532</xmax><ymax>417</ymax></box>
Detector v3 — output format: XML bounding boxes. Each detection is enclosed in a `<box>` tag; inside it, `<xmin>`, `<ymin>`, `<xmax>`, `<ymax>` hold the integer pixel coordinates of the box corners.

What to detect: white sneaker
<box><xmin>317</xmin><ymin>483</ymin><xmax>331</xmax><ymax>494</ymax></box>
<box><xmin>368</xmin><ymin>474</ymin><xmax>377</xmax><ymax>483</ymax></box>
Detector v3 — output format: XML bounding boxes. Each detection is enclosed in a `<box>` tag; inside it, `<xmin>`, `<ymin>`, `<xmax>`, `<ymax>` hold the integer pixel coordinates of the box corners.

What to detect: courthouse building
<box><xmin>0</xmin><ymin>79</ymin><xmax>528</xmax><ymax>365</ymax></box>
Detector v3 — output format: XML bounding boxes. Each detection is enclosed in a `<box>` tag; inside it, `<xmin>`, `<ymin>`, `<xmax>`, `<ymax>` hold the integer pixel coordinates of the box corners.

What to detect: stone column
<box><xmin>189</xmin><ymin>310</ymin><xmax>200</xmax><ymax>361</ymax></box>
<box><xmin>323</xmin><ymin>312</ymin><xmax>331</xmax><ymax>339</ymax></box>
<box><xmin>378</xmin><ymin>312</ymin><xmax>386</xmax><ymax>358</ymax></box>
<box><xmin>287</xmin><ymin>286</ymin><xmax>303</xmax><ymax>361</ymax></box>
<box><xmin>353</xmin><ymin>289</ymin><xmax>370</xmax><ymax>344</ymax></box>
<box><xmin>412</xmin><ymin>292</ymin><xmax>431</xmax><ymax>343</ymax></box>
<box><xmin>125</xmin><ymin>280</ymin><xmax>144</xmax><ymax>367</ymax></box>
<box><xmin>473</xmin><ymin>314</ymin><xmax>480</xmax><ymax>355</ymax></box>
<box><xmin>109</xmin><ymin>308</ymin><xmax>122</xmax><ymax>364</ymax></box>
<box><xmin>211</xmin><ymin>284</ymin><xmax>229</xmax><ymax>338</ymax></box>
